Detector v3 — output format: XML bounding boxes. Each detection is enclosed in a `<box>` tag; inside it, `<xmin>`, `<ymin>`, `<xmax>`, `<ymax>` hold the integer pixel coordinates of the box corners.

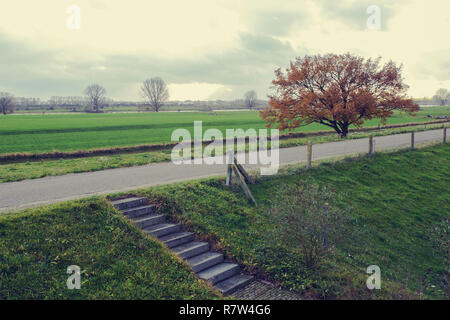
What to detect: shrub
<box><xmin>430</xmin><ymin>218</ymin><xmax>450</xmax><ymax>296</ymax></box>
<box><xmin>431</xmin><ymin>218</ymin><xmax>449</xmax><ymax>260</ymax></box>
<box><xmin>263</xmin><ymin>184</ymin><xmax>354</xmax><ymax>268</ymax></box>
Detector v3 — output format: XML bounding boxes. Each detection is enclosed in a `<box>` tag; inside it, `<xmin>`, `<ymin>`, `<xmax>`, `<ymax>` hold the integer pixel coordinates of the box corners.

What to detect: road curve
<box><xmin>0</xmin><ymin>129</ymin><xmax>445</xmax><ymax>212</ymax></box>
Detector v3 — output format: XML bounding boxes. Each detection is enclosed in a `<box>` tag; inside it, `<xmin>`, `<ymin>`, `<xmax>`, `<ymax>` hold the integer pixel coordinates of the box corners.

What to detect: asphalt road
<box><xmin>0</xmin><ymin>129</ymin><xmax>445</xmax><ymax>211</ymax></box>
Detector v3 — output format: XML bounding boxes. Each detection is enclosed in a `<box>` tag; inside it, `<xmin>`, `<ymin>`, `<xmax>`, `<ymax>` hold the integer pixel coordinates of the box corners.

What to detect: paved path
<box><xmin>0</xmin><ymin>129</ymin><xmax>445</xmax><ymax>211</ymax></box>
<box><xmin>233</xmin><ymin>280</ymin><xmax>303</xmax><ymax>300</ymax></box>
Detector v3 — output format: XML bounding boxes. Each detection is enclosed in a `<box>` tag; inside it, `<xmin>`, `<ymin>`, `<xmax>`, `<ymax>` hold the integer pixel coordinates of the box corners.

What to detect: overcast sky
<box><xmin>0</xmin><ymin>0</ymin><xmax>448</xmax><ymax>101</ymax></box>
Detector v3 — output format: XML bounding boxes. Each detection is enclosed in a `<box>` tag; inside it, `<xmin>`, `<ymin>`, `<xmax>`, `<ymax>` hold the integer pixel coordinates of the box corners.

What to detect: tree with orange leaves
<box><xmin>261</xmin><ymin>53</ymin><xmax>419</xmax><ymax>137</ymax></box>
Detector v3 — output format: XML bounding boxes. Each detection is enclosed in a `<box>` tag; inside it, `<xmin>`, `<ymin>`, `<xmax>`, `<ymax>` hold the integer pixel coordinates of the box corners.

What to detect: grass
<box><xmin>126</xmin><ymin>143</ymin><xmax>449</xmax><ymax>299</ymax></box>
<box><xmin>0</xmin><ymin>121</ymin><xmax>448</xmax><ymax>183</ymax></box>
<box><xmin>0</xmin><ymin>150</ymin><xmax>172</xmax><ymax>183</ymax></box>
<box><xmin>0</xmin><ymin>199</ymin><xmax>219</xmax><ymax>299</ymax></box>
<box><xmin>1</xmin><ymin>107</ymin><xmax>449</xmax><ymax>155</ymax></box>
<box><xmin>1</xmin><ymin>144</ymin><xmax>448</xmax><ymax>299</ymax></box>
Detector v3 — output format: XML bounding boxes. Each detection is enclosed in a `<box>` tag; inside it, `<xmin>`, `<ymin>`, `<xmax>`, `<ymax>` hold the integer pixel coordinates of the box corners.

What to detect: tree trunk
<box><xmin>340</xmin><ymin>125</ymin><xmax>349</xmax><ymax>138</ymax></box>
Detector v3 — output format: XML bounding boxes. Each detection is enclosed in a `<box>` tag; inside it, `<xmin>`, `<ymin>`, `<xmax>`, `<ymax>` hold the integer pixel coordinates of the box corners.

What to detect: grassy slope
<box><xmin>1</xmin><ymin>107</ymin><xmax>449</xmax><ymax>154</ymax></box>
<box><xmin>1</xmin><ymin>144</ymin><xmax>448</xmax><ymax>299</ymax></box>
<box><xmin>0</xmin><ymin>199</ymin><xmax>218</xmax><ymax>299</ymax></box>
<box><xmin>131</xmin><ymin>144</ymin><xmax>450</xmax><ymax>299</ymax></box>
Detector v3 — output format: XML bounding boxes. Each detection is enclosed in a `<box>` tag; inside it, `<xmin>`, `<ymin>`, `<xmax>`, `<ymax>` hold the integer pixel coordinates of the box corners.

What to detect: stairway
<box><xmin>111</xmin><ymin>197</ymin><xmax>254</xmax><ymax>295</ymax></box>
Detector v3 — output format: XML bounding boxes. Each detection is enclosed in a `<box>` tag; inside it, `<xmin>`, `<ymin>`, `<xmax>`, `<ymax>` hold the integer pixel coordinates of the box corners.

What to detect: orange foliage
<box><xmin>261</xmin><ymin>53</ymin><xmax>419</xmax><ymax>137</ymax></box>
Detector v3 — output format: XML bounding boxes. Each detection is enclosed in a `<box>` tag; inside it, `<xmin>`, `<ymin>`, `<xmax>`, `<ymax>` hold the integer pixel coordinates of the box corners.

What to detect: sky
<box><xmin>0</xmin><ymin>0</ymin><xmax>449</xmax><ymax>101</ymax></box>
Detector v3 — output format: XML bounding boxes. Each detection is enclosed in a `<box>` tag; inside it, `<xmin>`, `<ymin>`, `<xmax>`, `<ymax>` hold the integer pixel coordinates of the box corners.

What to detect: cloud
<box><xmin>248</xmin><ymin>10</ymin><xmax>308</xmax><ymax>37</ymax></box>
<box><xmin>0</xmin><ymin>0</ymin><xmax>449</xmax><ymax>100</ymax></box>
<box><xmin>314</xmin><ymin>0</ymin><xmax>400</xmax><ymax>30</ymax></box>
<box><xmin>0</xmin><ymin>31</ymin><xmax>301</xmax><ymax>99</ymax></box>
<box><xmin>416</xmin><ymin>49</ymin><xmax>450</xmax><ymax>82</ymax></box>
<box><xmin>103</xmin><ymin>32</ymin><xmax>301</xmax><ymax>98</ymax></box>
<box><xmin>0</xmin><ymin>34</ymin><xmax>79</xmax><ymax>94</ymax></box>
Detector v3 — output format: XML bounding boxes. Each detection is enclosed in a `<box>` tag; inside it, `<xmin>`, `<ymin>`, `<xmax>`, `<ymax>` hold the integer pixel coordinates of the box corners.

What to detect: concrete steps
<box><xmin>187</xmin><ymin>252</ymin><xmax>224</xmax><ymax>273</ymax></box>
<box><xmin>132</xmin><ymin>214</ymin><xmax>166</xmax><ymax>228</ymax></box>
<box><xmin>122</xmin><ymin>205</ymin><xmax>157</xmax><ymax>219</ymax></box>
<box><xmin>197</xmin><ymin>263</ymin><xmax>240</xmax><ymax>285</ymax></box>
<box><xmin>113</xmin><ymin>197</ymin><xmax>147</xmax><ymax>210</ymax></box>
<box><xmin>111</xmin><ymin>197</ymin><xmax>254</xmax><ymax>295</ymax></box>
<box><xmin>144</xmin><ymin>223</ymin><xmax>181</xmax><ymax>237</ymax></box>
<box><xmin>215</xmin><ymin>274</ymin><xmax>254</xmax><ymax>295</ymax></box>
<box><xmin>160</xmin><ymin>232</ymin><xmax>195</xmax><ymax>248</ymax></box>
<box><xmin>173</xmin><ymin>241</ymin><xmax>209</xmax><ymax>259</ymax></box>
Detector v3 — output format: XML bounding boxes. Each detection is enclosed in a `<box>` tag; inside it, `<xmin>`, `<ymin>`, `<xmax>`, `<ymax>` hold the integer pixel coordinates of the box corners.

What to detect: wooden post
<box><xmin>411</xmin><ymin>131</ymin><xmax>415</xmax><ymax>150</ymax></box>
<box><xmin>225</xmin><ymin>152</ymin><xmax>256</xmax><ymax>205</ymax></box>
<box><xmin>234</xmin><ymin>157</ymin><xmax>254</xmax><ymax>184</ymax></box>
<box><xmin>368</xmin><ymin>135</ymin><xmax>374</xmax><ymax>156</ymax></box>
<box><xmin>307</xmin><ymin>141</ymin><xmax>312</xmax><ymax>169</ymax></box>
<box><xmin>444</xmin><ymin>127</ymin><xmax>447</xmax><ymax>144</ymax></box>
<box><xmin>226</xmin><ymin>150</ymin><xmax>233</xmax><ymax>187</ymax></box>
<box><xmin>232</xmin><ymin>165</ymin><xmax>257</xmax><ymax>205</ymax></box>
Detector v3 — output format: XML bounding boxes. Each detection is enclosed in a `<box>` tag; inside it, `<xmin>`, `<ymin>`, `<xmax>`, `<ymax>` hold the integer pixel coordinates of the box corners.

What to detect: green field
<box><xmin>1</xmin><ymin>107</ymin><xmax>449</xmax><ymax>155</ymax></box>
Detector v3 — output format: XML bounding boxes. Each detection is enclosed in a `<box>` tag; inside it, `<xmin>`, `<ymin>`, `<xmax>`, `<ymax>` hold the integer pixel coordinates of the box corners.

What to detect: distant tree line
<box><xmin>433</xmin><ymin>88</ymin><xmax>450</xmax><ymax>106</ymax></box>
<box><xmin>2</xmin><ymin>84</ymin><xmax>447</xmax><ymax>116</ymax></box>
<box><xmin>13</xmin><ymin>67</ymin><xmax>446</xmax><ymax>117</ymax></box>
<box><xmin>0</xmin><ymin>81</ymin><xmax>266</xmax><ymax>114</ymax></box>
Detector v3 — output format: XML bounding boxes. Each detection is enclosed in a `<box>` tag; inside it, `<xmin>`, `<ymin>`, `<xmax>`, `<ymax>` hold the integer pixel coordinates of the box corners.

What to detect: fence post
<box><xmin>368</xmin><ymin>135</ymin><xmax>374</xmax><ymax>156</ymax></box>
<box><xmin>444</xmin><ymin>127</ymin><xmax>447</xmax><ymax>144</ymax></box>
<box><xmin>234</xmin><ymin>156</ymin><xmax>254</xmax><ymax>184</ymax></box>
<box><xmin>411</xmin><ymin>131</ymin><xmax>415</xmax><ymax>150</ymax></box>
<box><xmin>226</xmin><ymin>150</ymin><xmax>233</xmax><ymax>187</ymax></box>
<box><xmin>307</xmin><ymin>141</ymin><xmax>312</xmax><ymax>169</ymax></box>
<box><xmin>232</xmin><ymin>165</ymin><xmax>257</xmax><ymax>206</ymax></box>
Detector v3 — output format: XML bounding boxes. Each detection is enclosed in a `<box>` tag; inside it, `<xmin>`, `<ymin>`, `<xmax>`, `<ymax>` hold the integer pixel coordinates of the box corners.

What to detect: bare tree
<box><xmin>84</xmin><ymin>84</ymin><xmax>107</xmax><ymax>112</ymax></box>
<box><xmin>433</xmin><ymin>88</ymin><xmax>450</xmax><ymax>106</ymax></box>
<box><xmin>140</xmin><ymin>77</ymin><xmax>169</xmax><ymax>112</ymax></box>
<box><xmin>244</xmin><ymin>90</ymin><xmax>257</xmax><ymax>110</ymax></box>
<box><xmin>0</xmin><ymin>92</ymin><xmax>15</xmax><ymax>115</ymax></box>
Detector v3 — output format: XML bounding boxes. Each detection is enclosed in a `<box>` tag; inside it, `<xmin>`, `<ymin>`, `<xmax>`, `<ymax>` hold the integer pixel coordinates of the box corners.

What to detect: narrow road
<box><xmin>0</xmin><ymin>129</ymin><xmax>445</xmax><ymax>211</ymax></box>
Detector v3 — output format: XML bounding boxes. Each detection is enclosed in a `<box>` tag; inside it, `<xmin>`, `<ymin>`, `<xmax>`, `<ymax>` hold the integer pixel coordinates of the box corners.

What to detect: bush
<box><xmin>263</xmin><ymin>184</ymin><xmax>354</xmax><ymax>268</ymax></box>
<box><xmin>431</xmin><ymin>218</ymin><xmax>449</xmax><ymax>260</ymax></box>
<box><xmin>430</xmin><ymin>218</ymin><xmax>450</xmax><ymax>296</ymax></box>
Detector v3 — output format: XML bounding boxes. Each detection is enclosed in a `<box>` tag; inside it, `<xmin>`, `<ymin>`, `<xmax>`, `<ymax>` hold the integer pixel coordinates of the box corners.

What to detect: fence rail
<box><xmin>304</xmin><ymin>127</ymin><xmax>448</xmax><ymax>169</ymax></box>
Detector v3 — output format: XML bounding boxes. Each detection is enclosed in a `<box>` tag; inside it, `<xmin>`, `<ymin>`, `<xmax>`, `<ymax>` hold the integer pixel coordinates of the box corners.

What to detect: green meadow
<box><xmin>1</xmin><ymin>107</ymin><xmax>448</xmax><ymax>155</ymax></box>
